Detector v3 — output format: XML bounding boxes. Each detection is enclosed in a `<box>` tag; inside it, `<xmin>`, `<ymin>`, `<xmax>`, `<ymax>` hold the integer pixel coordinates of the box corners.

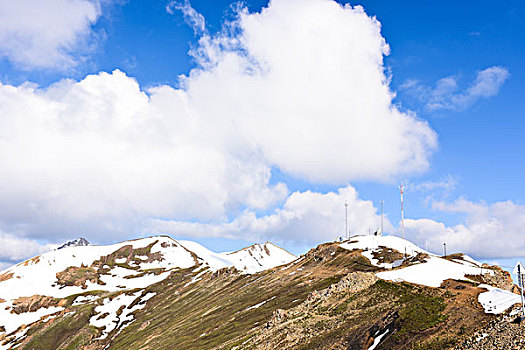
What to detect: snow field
<box><xmin>341</xmin><ymin>235</ymin><xmax>520</xmax><ymax>315</ymax></box>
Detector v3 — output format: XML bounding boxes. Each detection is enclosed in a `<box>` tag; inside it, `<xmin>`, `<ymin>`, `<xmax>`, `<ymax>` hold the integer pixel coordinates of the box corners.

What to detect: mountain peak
<box><xmin>57</xmin><ymin>237</ymin><xmax>90</xmax><ymax>250</ymax></box>
<box><xmin>223</xmin><ymin>241</ymin><xmax>296</xmax><ymax>273</ymax></box>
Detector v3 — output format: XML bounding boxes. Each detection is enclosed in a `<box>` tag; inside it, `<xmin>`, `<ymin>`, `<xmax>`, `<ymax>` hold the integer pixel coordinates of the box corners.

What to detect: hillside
<box><xmin>0</xmin><ymin>235</ymin><xmax>520</xmax><ymax>349</ymax></box>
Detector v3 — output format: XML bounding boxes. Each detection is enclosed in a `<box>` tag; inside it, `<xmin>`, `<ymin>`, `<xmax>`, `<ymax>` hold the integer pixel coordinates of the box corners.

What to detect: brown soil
<box><xmin>0</xmin><ymin>272</ymin><xmax>13</xmax><ymax>282</ymax></box>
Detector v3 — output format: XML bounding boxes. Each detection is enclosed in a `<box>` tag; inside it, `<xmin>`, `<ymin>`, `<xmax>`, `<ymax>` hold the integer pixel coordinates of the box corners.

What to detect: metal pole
<box><xmin>380</xmin><ymin>200</ymin><xmax>384</xmax><ymax>236</ymax></box>
<box><xmin>443</xmin><ymin>243</ymin><xmax>446</xmax><ymax>257</ymax></box>
<box><xmin>518</xmin><ymin>265</ymin><xmax>525</xmax><ymax>317</ymax></box>
<box><xmin>345</xmin><ymin>202</ymin><xmax>348</xmax><ymax>240</ymax></box>
<box><xmin>400</xmin><ymin>184</ymin><xmax>405</xmax><ymax>240</ymax></box>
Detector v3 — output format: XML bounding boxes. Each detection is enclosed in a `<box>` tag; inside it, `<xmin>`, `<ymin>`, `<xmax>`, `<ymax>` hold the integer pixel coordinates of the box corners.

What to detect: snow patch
<box><xmin>340</xmin><ymin>235</ymin><xmax>427</xmax><ymax>269</ymax></box>
<box><xmin>246</xmin><ymin>296</ymin><xmax>276</xmax><ymax>311</ymax></box>
<box><xmin>377</xmin><ymin>256</ymin><xmax>490</xmax><ymax>288</ymax></box>
<box><xmin>90</xmin><ymin>291</ymin><xmax>153</xmax><ymax>339</ymax></box>
<box><xmin>341</xmin><ymin>235</ymin><xmax>490</xmax><ymax>288</ymax></box>
<box><xmin>478</xmin><ymin>284</ymin><xmax>521</xmax><ymax>314</ymax></box>
<box><xmin>0</xmin><ymin>306</ymin><xmax>63</xmax><ymax>334</ymax></box>
<box><xmin>369</xmin><ymin>328</ymin><xmax>389</xmax><ymax>350</ymax></box>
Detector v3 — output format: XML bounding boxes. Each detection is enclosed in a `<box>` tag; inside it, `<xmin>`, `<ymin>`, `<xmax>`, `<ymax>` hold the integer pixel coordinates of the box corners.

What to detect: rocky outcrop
<box><xmin>57</xmin><ymin>238</ymin><xmax>90</xmax><ymax>250</ymax></box>
<box><xmin>482</xmin><ymin>265</ymin><xmax>515</xmax><ymax>292</ymax></box>
<box><xmin>11</xmin><ymin>295</ymin><xmax>65</xmax><ymax>314</ymax></box>
<box><xmin>263</xmin><ymin>271</ymin><xmax>378</xmax><ymax>331</ymax></box>
<box><xmin>456</xmin><ymin>307</ymin><xmax>525</xmax><ymax>350</ymax></box>
<box><xmin>56</xmin><ymin>266</ymin><xmax>102</xmax><ymax>289</ymax></box>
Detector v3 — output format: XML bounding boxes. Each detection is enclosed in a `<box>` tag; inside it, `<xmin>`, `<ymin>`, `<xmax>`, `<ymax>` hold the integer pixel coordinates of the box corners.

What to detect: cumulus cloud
<box><xmin>402</xmin><ymin>66</ymin><xmax>509</xmax><ymax>111</ymax></box>
<box><xmin>405</xmin><ymin>199</ymin><xmax>525</xmax><ymax>259</ymax></box>
<box><xmin>0</xmin><ymin>231</ymin><xmax>54</xmax><ymax>270</ymax></box>
<box><xmin>0</xmin><ymin>0</ymin><xmax>435</xmax><ymax>252</ymax></box>
<box><xmin>0</xmin><ymin>70</ymin><xmax>287</xmax><ymax>242</ymax></box>
<box><xmin>0</xmin><ymin>0</ymin><xmax>104</xmax><ymax>70</ymax></box>
<box><xmin>147</xmin><ymin>185</ymin><xmax>393</xmax><ymax>249</ymax></box>
<box><xmin>181</xmin><ymin>0</ymin><xmax>437</xmax><ymax>183</ymax></box>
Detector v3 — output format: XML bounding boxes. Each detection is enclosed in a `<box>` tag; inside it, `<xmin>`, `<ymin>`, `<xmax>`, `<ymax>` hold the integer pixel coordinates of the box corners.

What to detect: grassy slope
<box><xmin>109</xmin><ymin>244</ymin><xmax>373</xmax><ymax>349</ymax></box>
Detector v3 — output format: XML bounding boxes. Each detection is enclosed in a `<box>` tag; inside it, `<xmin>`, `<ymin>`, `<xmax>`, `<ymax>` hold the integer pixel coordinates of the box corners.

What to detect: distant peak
<box><xmin>230</xmin><ymin>242</ymin><xmax>276</xmax><ymax>254</ymax></box>
<box><xmin>57</xmin><ymin>237</ymin><xmax>90</xmax><ymax>250</ymax></box>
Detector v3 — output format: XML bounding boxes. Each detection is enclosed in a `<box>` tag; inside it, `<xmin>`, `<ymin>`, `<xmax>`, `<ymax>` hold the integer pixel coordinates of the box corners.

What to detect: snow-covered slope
<box><xmin>0</xmin><ymin>236</ymin><xmax>295</xmax><ymax>341</ymax></box>
<box><xmin>0</xmin><ymin>236</ymin><xmax>195</xmax><ymax>335</ymax></box>
<box><xmin>223</xmin><ymin>242</ymin><xmax>297</xmax><ymax>273</ymax></box>
<box><xmin>340</xmin><ymin>235</ymin><xmax>427</xmax><ymax>269</ymax></box>
<box><xmin>340</xmin><ymin>234</ymin><xmax>489</xmax><ymax>287</ymax></box>
<box><xmin>179</xmin><ymin>241</ymin><xmax>297</xmax><ymax>273</ymax></box>
<box><xmin>340</xmin><ymin>235</ymin><xmax>519</xmax><ymax>315</ymax></box>
<box><xmin>376</xmin><ymin>255</ymin><xmax>486</xmax><ymax>288</ymax></box>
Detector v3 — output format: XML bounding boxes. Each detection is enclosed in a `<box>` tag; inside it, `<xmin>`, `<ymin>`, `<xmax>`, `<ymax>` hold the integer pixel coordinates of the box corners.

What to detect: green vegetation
<box><xmin>409</xmin><ymin>336</ymin><xmax>457</xmax><ymax>350</ymax></box>
<box><xmin>370</xmin><ymin>280</ymin><xmax>448</xmax><ymax>336</ymax></box>
<box><xmin>21</xmin><ymin>304</ymin><xmax>97</xmax><ymax>350</ymax></box>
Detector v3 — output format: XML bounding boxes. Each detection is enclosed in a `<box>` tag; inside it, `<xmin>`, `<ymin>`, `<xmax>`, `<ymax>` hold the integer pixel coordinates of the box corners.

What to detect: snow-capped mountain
<box><xmin>179</xmin><ymin>240</ymin><xmax>296</xmax><ymax>273</ymax></box>
<box><xmin>0</xmin><ymin>236</ymin><xmax>297</xmax><ymax>343</ymax></box>
<box><xmin>0</xmin><ymin>234</ymin><xmax>520</xmax><ymax>350</ymax></box>
<box><xmin>57</xmin><ymin>237</ymin><xmax>90</xmax><ymax>250</ymax></box>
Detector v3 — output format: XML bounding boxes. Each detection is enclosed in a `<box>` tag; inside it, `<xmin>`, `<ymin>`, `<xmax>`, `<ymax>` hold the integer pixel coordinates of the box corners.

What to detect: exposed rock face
<box><xmin>362</xmin><ymin>311</ymin><xmax>399</xmax><ymax>350</ymax></box>
<box><xmin>482</xmin><ymin>265</ymin><xmax>515</xmax><ymax>292</ymax></box>
<box><xmin>466</xmin><ymin>265</ymin><xmax>516</xmax><ymax>292</ymax></box>
<box><xmin>307</xmin><ymin>271</ymin><xmax>379</xmax><ymax>301</ymax></box>
<box><xmin>57</xmin><ymin>237</ymin><xmax>90</xmax><ymax>250</ymax></box>
<box><xmin>11</xmin><ymin>295</ymin><xmax>65</xmax><ymax>314</ymax></box>
<box><xmin>456</xmin><ymin>308</ymin><xmax>525</xmax><ymax>350</ymax></box>
<box><xmin>259</xmin><ymin>272</ymin><xmax>379</xmax><ymax>341</ymax></box>
<box><xmin>56</xmin><ymin>266</ymin><xmax>102</xmax><ymax>289</ymax></box>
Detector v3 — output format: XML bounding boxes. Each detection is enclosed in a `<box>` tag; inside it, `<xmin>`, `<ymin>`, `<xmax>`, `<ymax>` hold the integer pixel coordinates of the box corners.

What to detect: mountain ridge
<box><xmin>0</xmin><ymin>234</ymin><xmax>520</xmax><ymax>350</ymax></box>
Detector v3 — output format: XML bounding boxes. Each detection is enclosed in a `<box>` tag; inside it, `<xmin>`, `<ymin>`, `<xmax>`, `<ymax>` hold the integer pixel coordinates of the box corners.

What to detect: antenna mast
<box><xmin>380</xmin><ymin>200</ymin><xmax>384</xmax><ymax>236</ymax></box>
<box><xmin>345</xmin><ymin>201</ymin><xmax>348</xmax><ymax>240</ymax></box>
<box><xmin>400</xmin><ymin>183</ymin><xmax>405</xmax><ymax>240</ymax></box>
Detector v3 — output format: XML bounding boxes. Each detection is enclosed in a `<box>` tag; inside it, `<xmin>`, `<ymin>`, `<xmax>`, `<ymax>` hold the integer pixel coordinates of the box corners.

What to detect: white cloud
<box><xmin>405</xmin><ymin>199</ymin><xmax>525</xmax><ymax>259</ymax></box>
<box><xmin>166</xmin><ymin>0</ymin><xmax>206</xmax><ymax>35</ymax></box>
<box><xmin>403</xmin><ymin>66</ymin><xmax>509</xmax><ymax>111</ymax></box>
<box><xmin>182</xmin><ymin>0</ymin><xmax>436</xmax><ymax>183</ymax></box>
<box><xmin>407</xmin><ymin>175</ymin><xmax>458</xmax><ymax>198</ymax></box>
<box><xmin>147</xmin><ymin>185</ymin><xmax>393</xmax><ymax>248</ymax></box>
<box><xmin>0</xmin><ymin>70</ymin><xmax>287</xmax><ymax>242</ymax></box>
<box><xmin>0</xmin><ymin>0</ymin><xmax>104</xmax><ymax>70</ymax></box>
<box><xmin>0</xmin><ymin>0</ymin><xmax>435</xmax><ymax>249</ymax></box>
<box><xmin>0</xmin><ymin>231</ymin><xmax>54</xmax><ymax>268</ymax></box>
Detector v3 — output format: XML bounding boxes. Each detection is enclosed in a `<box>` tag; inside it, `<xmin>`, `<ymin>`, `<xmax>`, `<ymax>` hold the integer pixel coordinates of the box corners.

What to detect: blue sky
<box><xmin>0</xmin><ymin>0</ymin><xmax>523</xmax><ymax>269</ymax></box>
